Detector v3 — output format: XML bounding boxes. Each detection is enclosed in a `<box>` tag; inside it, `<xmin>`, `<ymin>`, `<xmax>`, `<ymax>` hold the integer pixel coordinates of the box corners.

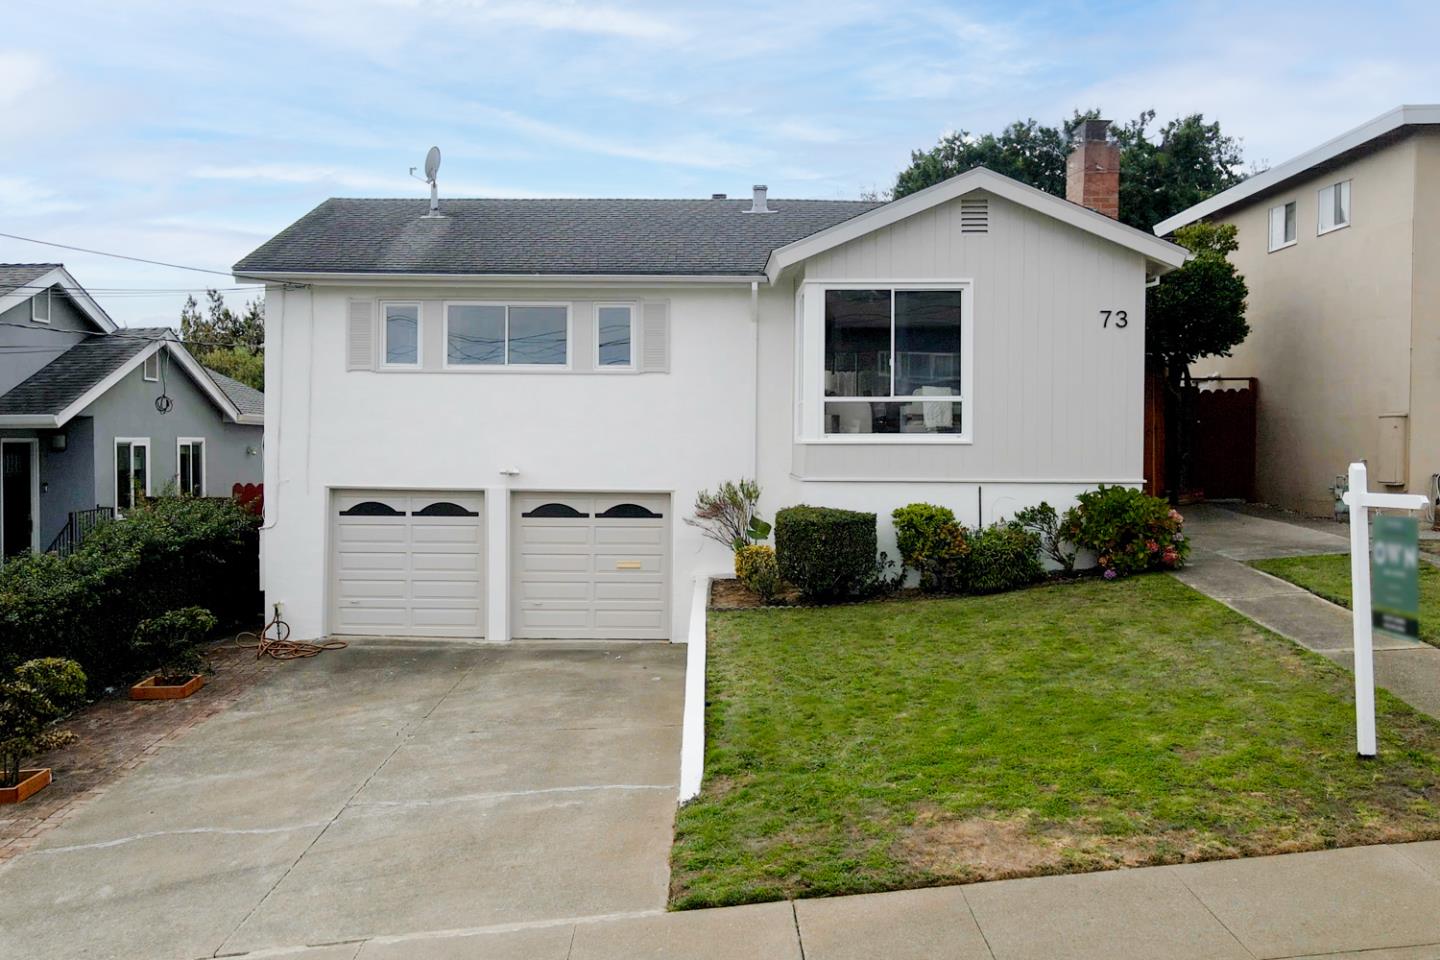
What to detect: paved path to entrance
<box><xmin>0</xmin><ymin>640</ymin><xmax>684</xmax><ymax>960</ymax></box>
<box><xmin>1176</xmin><ymin>503</ymin><xmax>1440</xmax><ymax>718</ymax></box>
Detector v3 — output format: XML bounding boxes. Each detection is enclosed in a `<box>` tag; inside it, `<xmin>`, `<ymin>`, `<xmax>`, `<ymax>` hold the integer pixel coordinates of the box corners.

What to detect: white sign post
<box><xmin>1340</xmin><ymin>461</ymin><xmax>1426</xmax><ymax>758</ymax></box>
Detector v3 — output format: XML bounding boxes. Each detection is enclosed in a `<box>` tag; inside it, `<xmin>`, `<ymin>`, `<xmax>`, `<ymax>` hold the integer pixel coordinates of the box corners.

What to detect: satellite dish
<box><xmin>423</xmin><ymin>146</ymin><xmax>441</xmax><ymax>184</ymax></box>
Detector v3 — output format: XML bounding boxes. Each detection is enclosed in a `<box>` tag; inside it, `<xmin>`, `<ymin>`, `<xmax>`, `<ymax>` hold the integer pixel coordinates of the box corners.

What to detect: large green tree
<box><xmin>180</xmin><ymin>289</ymin><xmax>264</xmax><ymax>391</ymax></box>
<box><xmin>892</xmin><ymin>110</ymin><xmax>1246</xmax><ymax>233</ymax></box>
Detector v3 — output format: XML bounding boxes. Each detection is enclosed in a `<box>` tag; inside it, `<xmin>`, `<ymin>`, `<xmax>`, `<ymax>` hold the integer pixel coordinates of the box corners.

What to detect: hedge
<box><xmin>775</xmin><ymin>505</ymin><xmax>877</xmax><ymax>600</ymax></box>
<box><xmin>0</xmin><ymin>497</ymin><xmax>260</xmax><ymax>688</ymax></box>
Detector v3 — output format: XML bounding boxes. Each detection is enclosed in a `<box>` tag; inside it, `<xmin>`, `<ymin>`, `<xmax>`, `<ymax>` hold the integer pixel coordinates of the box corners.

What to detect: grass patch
<box><xmin>1250</xmin><ymin>553</ymin><xmax>1440</xmax><ymax>647</ymax></box>
<box><xmin>670</xmin><ymin>575</ymin><xmax>1440</xmax><ymax>909</ymax></box>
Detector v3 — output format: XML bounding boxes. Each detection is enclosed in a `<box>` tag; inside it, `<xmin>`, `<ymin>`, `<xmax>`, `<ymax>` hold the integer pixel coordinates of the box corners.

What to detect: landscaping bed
<box><xmin>1249</xmin><ymin>553</ymin><xmax>1440</xmax><ymax>647</ymax></box>
<box><xmin>670</xmin><ymin>575</ymin><xmax>1440</xmax><ymax>909</ymax></box>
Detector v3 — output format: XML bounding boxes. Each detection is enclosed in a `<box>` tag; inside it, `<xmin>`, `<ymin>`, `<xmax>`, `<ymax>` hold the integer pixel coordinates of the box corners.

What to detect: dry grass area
<box><xmin>670</xmin><ymin>576</ymin><xmax>1440</xmax><ymax>909</ymax></box>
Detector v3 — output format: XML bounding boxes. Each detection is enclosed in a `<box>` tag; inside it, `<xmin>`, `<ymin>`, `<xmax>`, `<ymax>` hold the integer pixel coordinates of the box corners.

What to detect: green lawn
<box><xmin>1250</xmin><ymin>553</ymin><xmax>1440</xmax><ymax>647</ymax></box>
<box><xmin>670</xmin><ymin>576</ymin><xmax>1440</xmax><ymax>909</ymax></box>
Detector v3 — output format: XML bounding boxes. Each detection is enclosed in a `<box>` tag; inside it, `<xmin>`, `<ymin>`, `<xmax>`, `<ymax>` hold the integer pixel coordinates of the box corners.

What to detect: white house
<box><xmin>234</xmin><ymin>125</ymin><xmax>1186</xmax><ymax>643</ymax></box>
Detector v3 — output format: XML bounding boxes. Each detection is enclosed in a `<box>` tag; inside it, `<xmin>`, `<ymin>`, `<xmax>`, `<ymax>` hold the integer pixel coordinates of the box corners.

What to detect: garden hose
<box><xmin>236</xmin><ymin>606</ymin><xmax>347</xmax><ymax>660</ymax></box>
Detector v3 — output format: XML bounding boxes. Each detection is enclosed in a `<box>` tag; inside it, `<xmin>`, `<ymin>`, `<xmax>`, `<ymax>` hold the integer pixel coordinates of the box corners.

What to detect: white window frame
<box><xmin>1268</xmin><ymin>201</ymin><xmax>1297</xmax><ymax>252</ymax></box>
<box><xmin>0</xmin><ymin>438</ymin><xmax>41</xmax><ymax>558</ymax></box>
<box><xmin>380</xmin><ymin>301</ymin><xmax>423</xmax><ymax>369</ymax></box>
<box><xmin>142</xmin><ymin>351</ymin><xmax>160</xmax><ymax>382</ymax></box>
<box><xmin>114</xmin><ymin>437</ymin><xmax>151</xmax><ymax>514</ymax></box>
<box><xmin>31</xmin><ymin>289</ymin><xmax>50</xmax><ymax>324</ymax></box>
<box><xmin>176</xmin><ymin>437</ymin><xmax>206</xmax><ymax>497</ymax></box>
<box><xmin>593</xmin><ymin>302</ymin><xmax>636</xmax><ymax>372</ymax></box>
<box><xmin>798</xmin><ymin>279</ymin><xmax>974</xmax><ymax>444</ymax></box>
<box><xmin>1317</xmin><ymin>179</ymin><xmax>1352</xmax><ymax>236</ymax></box>
<box><xmin>441</xmin><ymin>301</ymin><xmax>572</xmax><ymax>372</ymax></box>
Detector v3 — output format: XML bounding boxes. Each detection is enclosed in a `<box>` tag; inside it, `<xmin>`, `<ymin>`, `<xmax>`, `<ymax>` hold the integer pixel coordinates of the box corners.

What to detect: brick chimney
<box><xmin>1066</xmin><ymin>119</ymin><xmax>1120</xmax><ymax>219</ymax></box>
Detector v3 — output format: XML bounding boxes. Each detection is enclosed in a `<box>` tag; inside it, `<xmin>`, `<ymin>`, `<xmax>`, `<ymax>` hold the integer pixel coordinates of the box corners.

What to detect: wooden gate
<box><xmin>1189</xmin><ymin>377</ymin><xmax>1258</xmax><ymax>501</ymax></box>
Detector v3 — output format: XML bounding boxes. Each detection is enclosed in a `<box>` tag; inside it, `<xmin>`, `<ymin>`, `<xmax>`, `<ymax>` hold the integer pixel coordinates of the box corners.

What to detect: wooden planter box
<box><xmin>130</xmin><ymin>675</ymin><xmax>205</xmax><ymax>701</ymax></box>
<box><xmin>0</xmin><ymin>768</ymin><xmax>52</xmax><ymax>805</ymax></box>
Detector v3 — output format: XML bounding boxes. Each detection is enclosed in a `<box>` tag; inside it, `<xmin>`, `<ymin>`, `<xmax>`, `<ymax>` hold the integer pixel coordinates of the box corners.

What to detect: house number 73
<box><xmin>1100</xmin><ymin>309</ymin><xmax>1128</xmax><ymax>329</ymax></box>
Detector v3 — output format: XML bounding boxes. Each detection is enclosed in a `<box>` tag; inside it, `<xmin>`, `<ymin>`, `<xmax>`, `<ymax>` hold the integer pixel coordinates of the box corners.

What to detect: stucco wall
<box><xmin>0</xmin><ymin>289</ymin><xmax>99</xmax><ymax>395</ymax></box>
<box><xmin>1201</xmin><ymin>136</ymin><xmax>1420</xmax><ymax>515</ymax></box>
<box><xmin>1409</xmin><ymin>129</ymin><xmax>1440</xmax><ymax>513</ymax></box>
<box><xmin>81</xmin><ymin>358</ymin><xmax>262</xmax><ymax>506</ymax></box>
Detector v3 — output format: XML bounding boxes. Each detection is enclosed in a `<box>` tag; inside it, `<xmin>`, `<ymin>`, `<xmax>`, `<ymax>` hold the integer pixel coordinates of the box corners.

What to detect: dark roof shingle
<box><xmin>205</xmin><ymin>368</ymin><xmax>263</xmax><ymax>416</ymax></box>
<box><xmin>0</xmin><ymin>263</ymin><xmax>62</xmax><ymax>296</ymax></box>
<box><xmin>233</xmin><ymin>197</ymin><xmax>882</xmax><ymax>276</ymax></box>
<box><xmin>0</xmin><ymin>330</ymin><xmax>167</xmax><ymax>416</ymax></box>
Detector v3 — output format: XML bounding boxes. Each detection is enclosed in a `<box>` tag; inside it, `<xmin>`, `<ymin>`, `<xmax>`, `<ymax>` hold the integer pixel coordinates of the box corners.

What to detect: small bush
<box><xmin>891</xmin><ymin>503</ymin><xmax>970</xmax><ymax>593</ymax></box>
<box><xmin>132</xmin><ymin>607</ymin><xmax>219</xmax><ymax>683</ymax></box>
<box><xmin>1062</xmin><ymin>485</ymin><xmax>1189</xmax><ymax>578</ymax></box>
<box><xmin>734</xmin><ymin>545</ymin><xmax>782</xmax><ymax>604</ymax></box>
<box><xmin>686</xmin><ymin>479</ymin><xmax>771</xmax><ymax>551</ymax></box>
<box><xmin>1</xmin><ymin>658</ymin><xmax>86</xmax><ymax>787</ymax></box>
<box><xmin>1013</xmin><ymin>502</ymin><xmax>1076</xmax><ymax>573</ymax></box>
<box><xmin>966</xmin><ymin>522</ymin><xmax>1044</xmax><ymax>593</ymax></box>
<box><xmin>0</xmin><ymin>496</ymin><xmax>259</xmax><ymax>687</ymax></box>
<box><xmin>775</xmin><ymin>506</ymin><xmax>877</xmax><ymax>601</ymax></box>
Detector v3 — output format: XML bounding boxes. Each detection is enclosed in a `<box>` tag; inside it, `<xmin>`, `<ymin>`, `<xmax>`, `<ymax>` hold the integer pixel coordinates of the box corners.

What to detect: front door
<box><xmin>1</xmin><ymin>441</ymin><xmax>36</xmax><ymax>559</ymax></box>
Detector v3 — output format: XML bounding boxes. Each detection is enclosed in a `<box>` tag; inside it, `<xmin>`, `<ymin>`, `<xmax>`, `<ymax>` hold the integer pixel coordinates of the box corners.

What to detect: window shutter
<box><xmin>346</xmin><ymin>299</ymin><xmax>375</xmax><ymax>370</ymax></box>
<box><xmin>639</xmin><ymin>300</ymin><xmax>670</xmax><ymax>373</ymax></box>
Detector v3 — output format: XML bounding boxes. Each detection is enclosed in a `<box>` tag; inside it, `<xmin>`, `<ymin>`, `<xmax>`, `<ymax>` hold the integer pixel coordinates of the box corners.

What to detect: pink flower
<box><xmin>1169</xmin><ymin>509</ymin><xmax>1183</xmax><ymax>522</ymax></box>
<box><xmin>1103</xmin><ymin>568</ymin><xmax>1119</xmax><ymax>580</ymax></box>
<box><xmin>1146</xmin><ymin>540</ymin><xmax>1159</xmax><ymax>553</ymax></box>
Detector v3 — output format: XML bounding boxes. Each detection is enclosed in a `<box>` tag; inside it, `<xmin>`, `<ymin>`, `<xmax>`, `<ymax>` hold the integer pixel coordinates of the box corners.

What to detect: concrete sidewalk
<box><xmin>1175</xmin><ymin>504</ymin><xmax>1440</xmax><ymax>719</ymax></box>
<box><xmin>231</xmin><ymin>841</ymin><xmax>1440</xmax><ymax>960</ymax></box>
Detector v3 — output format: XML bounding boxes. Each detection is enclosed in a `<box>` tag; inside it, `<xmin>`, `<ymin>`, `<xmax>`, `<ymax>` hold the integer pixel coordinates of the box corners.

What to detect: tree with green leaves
<box><xmin>892</xmin><ymin>110</ymin><xmax>1246</xmax><ymax>233</ymax></box>
<box><xmin>180</xmin><ymin>289</ymin><xmax>264</xmax><ymax>390</ymax></box>
<box><xmin>1147</xmin><ymin>222</ymin><xmax>1250</xmax><ymax>494</ymax></box>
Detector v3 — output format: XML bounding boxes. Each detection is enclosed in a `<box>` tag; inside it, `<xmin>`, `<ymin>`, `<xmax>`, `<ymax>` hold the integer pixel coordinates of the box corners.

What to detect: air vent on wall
<box><xmin>960</xmin><ymin>197</ymin><xmax>989</xmax><ymax>234</ymax></box>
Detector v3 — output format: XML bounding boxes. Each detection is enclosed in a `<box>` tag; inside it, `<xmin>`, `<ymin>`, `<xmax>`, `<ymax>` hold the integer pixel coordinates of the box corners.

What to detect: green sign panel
<box><xmin>1372</xmin><ymin>515</ymin><xmax>1420</xmax><ymax>640</ymax></box>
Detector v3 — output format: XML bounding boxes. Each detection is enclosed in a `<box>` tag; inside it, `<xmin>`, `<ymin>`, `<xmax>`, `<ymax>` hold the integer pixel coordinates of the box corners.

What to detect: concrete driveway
<box><xmin>0</xmin><ymin>640</ymin><xmax>685</xmax><ymax>960</ymax></box>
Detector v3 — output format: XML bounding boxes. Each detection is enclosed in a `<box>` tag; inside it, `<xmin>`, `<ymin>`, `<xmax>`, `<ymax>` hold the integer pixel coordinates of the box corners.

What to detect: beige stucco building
<box><xmin>1156</xmin><ymin>105</ymin><xmax>1440</xmax><ymax>517</ymax></box>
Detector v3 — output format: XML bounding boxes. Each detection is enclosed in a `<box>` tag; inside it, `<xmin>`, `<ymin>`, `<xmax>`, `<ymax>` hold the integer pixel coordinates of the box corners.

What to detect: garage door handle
<box><xmin>616</xmin><ymin>560</ymin><xmax>642</xmax><ymax>570</ymax></box>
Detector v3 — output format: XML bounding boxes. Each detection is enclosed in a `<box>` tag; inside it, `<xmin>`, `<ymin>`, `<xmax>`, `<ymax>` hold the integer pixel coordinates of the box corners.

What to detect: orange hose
<box><xmin>236</xmin><ymin>607</ymin><xmax>347</xmax><ymax>660</ymax></box>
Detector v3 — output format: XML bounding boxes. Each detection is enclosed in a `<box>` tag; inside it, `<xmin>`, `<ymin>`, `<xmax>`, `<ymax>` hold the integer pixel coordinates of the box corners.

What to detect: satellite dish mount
<box><xmin>409</xmin><ymin>146</ymin><xmax>443</xmax><ymax>217</ymax></box>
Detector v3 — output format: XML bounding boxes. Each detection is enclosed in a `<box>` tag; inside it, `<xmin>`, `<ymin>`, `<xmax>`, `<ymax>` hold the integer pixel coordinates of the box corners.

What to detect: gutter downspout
<box><xmin>750</xmin><ymin>280</ymin><xmax>760</xmax><ymax>481</ymax></box>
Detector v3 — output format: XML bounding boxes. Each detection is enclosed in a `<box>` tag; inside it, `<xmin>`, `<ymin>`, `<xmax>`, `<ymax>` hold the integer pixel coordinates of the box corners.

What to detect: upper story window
<box><xmin>1268</xmin><ymin>201</ymin><xmax>1297</xmax><ymax>252</ymax></box>
<box><xmin>804</xmin><ymin>284</ymin><xmax>970</xmax><ymax>440</ymax></box>
<box><xmin>596</xmin><ymin>304</ymin><xmax>634</xmax><ymax>369</ymax></box>
<box><xmin>143</xmin><ymin>352</ymin><xmax>160</xmax><ymax>381</ymax></box>
<box><xmin>444</xmin><ymin>302</ymin><xmax>569</xmax><ymax>368</ymax></box>
<box><xmin>383</xmin><ymin>302</ymin><xmax>421</xmax><ymax>367</ymax></box>
<box><xmin>1318</xmin><ymin>180</ymin><xmax>1351</xmax><ymax>235</ymax></box>
<box><xmin>31</xmin><ymin>288</ymin><xmax>50</xmax><ymax>323</ymax></box>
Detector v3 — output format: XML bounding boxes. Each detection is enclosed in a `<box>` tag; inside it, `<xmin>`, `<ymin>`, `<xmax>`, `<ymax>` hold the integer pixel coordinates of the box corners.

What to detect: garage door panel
<box><xmin>513</xmin><ymin>492</ymin><xmax>669</xmax><ymax>640</ymax></box>
<box><xmin>332</xmin><ymin>490</ymin><xmax>485</xmax><ymax>639</ymax></box>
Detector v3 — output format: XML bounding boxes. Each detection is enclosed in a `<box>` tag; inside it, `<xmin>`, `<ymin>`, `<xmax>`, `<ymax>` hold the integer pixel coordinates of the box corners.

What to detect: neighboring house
<box><xmin>234</xmin><ymin>126</ymin><xmax>1186</xmax><ymax>643</ymax></box>
<box><xmin>0</xmin><ymin>264</ymin><xmax>265</xmax><ymax>558</ymax></box>
<box><xmin>1155</xmin><ymin>104</ymin><xmax>1440</xmax><ymax>516</ymax></box>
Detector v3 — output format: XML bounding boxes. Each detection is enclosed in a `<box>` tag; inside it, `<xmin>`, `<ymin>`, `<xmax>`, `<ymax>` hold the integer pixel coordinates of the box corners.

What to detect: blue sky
<box><xmin>2</xmin><ymin>0</ymin><xmax>1436</xmax><ymax>327</ymax></box>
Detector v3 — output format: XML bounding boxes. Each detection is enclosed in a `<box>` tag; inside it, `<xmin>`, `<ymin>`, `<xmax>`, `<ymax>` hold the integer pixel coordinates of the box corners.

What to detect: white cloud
<box><xmin>0</xmin><ymin>176</ymin><xmax>82</xmax><ymax>216</ymax></box>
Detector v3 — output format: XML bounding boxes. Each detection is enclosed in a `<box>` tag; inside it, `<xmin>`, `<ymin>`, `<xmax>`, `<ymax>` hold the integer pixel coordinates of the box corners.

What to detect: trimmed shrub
<box><xmin>1061</xmin><ymin>485</ymin><xmax>1189</xmax><ymax>578</ymax></box>
<box><xmin>734</xmin><ymin>544</ymin><xmax>782</xmax><ymax>604</ymax></box>
<box><xmin>775</xmin><ymin>506</ymin><xmax>877</xmax><ymax>601</ymax></box>
<box><xmin>132</xmin><ymin>607</ymin><xmax>219</xmax><ymax>683</ymax></box>
<box><xmin>966</xmin><ymin>522</ymin><xmax>1044</xmax><ymax>593</ymax></box>
<box><xmin>1</xmin><ymin>657</ymin><xmax>87</xmax><ymax>787</ymax></box>
<box><xmin>891</xmin><ymin>503</ymin><xmax>970</xmax><ymax>593</ymax></box>
<box><xmin>0</xmin><ymin>497</ymin><xmax>260</xmax><ymax>687</ymax></box>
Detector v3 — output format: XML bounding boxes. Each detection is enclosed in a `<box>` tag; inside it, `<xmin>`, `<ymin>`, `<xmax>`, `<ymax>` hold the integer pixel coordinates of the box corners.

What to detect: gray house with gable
<box><xmin>0</xmin><ymin>264</ymin><xmax>264</xmax><ymax>559</ymax></box>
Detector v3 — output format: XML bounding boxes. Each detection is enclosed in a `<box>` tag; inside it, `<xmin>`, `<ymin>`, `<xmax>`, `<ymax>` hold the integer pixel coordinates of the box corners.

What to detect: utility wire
<box><xmin>0</xmin><ymin>231</ymin><xmax>306</xmax><ymax>287</ymax></box>
<box><xmin>0</xmin><ymin>320</ymin><xmax>259</xmax><ymax>351</ymax></box>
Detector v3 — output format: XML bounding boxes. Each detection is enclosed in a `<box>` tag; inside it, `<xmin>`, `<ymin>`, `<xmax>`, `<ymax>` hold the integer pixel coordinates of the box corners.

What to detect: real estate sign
<box><xmin>1371</xmin><ymin>515</ymin><xmax>1420</xmax><ymax>640</ymax></box>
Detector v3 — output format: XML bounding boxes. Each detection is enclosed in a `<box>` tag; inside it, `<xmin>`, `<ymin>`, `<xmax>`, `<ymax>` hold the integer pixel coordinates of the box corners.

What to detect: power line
<box><xmin>0</xmin><ymin>320</ymin><xmax>259</xmax><ymax>351</ymax></box>
<box><xmin>0</xmin><ymin>231</ymin><xmax>306</xmax><ymax>287</ymax></box>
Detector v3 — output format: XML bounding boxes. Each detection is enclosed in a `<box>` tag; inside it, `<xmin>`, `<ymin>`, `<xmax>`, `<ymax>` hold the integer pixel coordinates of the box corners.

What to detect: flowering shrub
<box><xmin>1061</xmin><ymin>486</ymin><xmax>1188</xmax><ymax>578</ymax></box>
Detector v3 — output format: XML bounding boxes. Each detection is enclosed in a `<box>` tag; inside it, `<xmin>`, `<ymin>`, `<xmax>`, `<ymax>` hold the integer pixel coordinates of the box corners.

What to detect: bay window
<box><xmin>803</xmin><ymin>283</ymin><xmax>971</xmax><ymax>440</ymax></box>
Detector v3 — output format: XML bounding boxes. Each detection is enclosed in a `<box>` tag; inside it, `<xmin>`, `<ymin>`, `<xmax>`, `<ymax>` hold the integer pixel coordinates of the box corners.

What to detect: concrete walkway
<box><xmin>1176</xmin><ymin>503</ymin><xmax>1440</xmax><ymax>718</ymax></box>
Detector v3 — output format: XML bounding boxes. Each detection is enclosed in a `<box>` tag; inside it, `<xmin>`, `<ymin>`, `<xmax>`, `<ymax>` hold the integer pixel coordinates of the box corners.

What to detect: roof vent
<box><xmin>746</xmin><ymin>184</ymin><xmax>773</xmax><ymax>214</ymax></box>
<box><xmin>960</xmin><ymin>197</ymin><xmax>989</xmax><ymax>234</ymax></box>
<box><xmin>712</xmin><ymin>193</ymin><xmax>727</xmax><ymax>200</ymax></box>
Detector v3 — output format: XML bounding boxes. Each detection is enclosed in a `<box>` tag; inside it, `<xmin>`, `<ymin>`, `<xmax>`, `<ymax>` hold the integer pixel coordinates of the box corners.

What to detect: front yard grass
<box><xmin>1250</xmin><ymin>553</ymin><xmax>1440</xmax><ymax>647</ymax></box>
<box><xmin>670</xmin><ymin>575</ymin><xmax>1440</xmax><ymax>909</ymax></box>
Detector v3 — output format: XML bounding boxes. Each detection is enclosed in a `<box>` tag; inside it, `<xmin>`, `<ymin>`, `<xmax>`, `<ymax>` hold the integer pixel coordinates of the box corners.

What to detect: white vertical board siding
<box><xmin>790</xmin><ymin>190</ymin><xmax>1146</xmax><ymax>482</ymax></box>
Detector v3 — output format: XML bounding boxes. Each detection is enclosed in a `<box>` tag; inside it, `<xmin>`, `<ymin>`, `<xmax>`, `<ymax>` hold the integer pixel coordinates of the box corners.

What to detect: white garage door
<box><xmin>331</xmin><ymin>490</ymin><xmax>485</xmax><ymax>638</ymax></box>
<box><xmin>512</xmin><ymin>493</ymin><xmax>669</xmax><ymax>640</ymax></box>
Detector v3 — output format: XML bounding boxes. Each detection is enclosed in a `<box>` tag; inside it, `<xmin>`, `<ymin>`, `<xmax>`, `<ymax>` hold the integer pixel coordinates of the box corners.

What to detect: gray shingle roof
<box><xmin>233</xmin><ymin>197</ymin><xmax>882</xmax><ymax>276</ymax></box>
<box><xmin>0</xmin><ymin>329</ymin><xmax>169</xmax><ymax>416</ymax></box>
<box><xmin>205</xmin><ymin>368</ymin><xmax>264</xmax><ymax>416</ymax></box>
<box><xmin>0</xmin><ymin>263</ymin><xmax>61</xmax><ymax>295</ymax></box>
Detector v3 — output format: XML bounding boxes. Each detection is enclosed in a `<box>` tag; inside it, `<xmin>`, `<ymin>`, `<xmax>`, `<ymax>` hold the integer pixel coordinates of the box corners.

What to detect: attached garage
<box><xmin>330</xmin><ymin>490</ymin><xmax>485</xmax><ymax>638</ymax></box>
<box><xmin>512</xmin><ymin>492</ymin><xmax>670</xmax><ymax>640</ymax></box>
